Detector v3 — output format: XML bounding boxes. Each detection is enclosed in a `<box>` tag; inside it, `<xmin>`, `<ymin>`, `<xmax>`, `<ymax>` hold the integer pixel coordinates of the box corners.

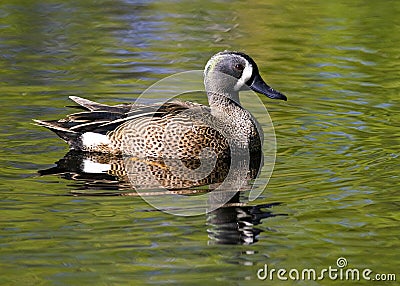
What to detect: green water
<box><xmin>0</xmin><ymin>0</ymin><xmax>399</xmax><ymax>285</ymax></box>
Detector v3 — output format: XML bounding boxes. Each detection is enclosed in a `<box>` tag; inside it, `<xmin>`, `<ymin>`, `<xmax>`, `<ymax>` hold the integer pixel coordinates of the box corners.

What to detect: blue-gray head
<box><xmin>204</xmin><ymin>51</ymin><xmax>287</xmax><ymax>103</ymax></box>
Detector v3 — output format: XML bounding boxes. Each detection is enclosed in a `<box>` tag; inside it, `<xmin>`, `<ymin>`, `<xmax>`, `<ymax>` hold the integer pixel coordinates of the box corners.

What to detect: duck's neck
<box><xmin>204</xmin><ymin>72</ymin><xmax>241</xmax><ymax>108</ymax></box>
<box><xmin>207</xmin><ymin>91</ymin><xmax>261</xmax><ymax>151</ymax></box>
<box><xmin>207</xmin><ymin>92</ymin><xmax>241</xmax><ymax>115</ymax></box>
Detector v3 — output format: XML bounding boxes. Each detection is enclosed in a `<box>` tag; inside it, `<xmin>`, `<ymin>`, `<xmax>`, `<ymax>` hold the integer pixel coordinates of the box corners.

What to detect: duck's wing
<box><xmin>33</xmin><ymin>96</ymin><xmax>205</xmax><ymax>147</ymax></box>
<box><xmin>67</xmin><ymin>96</ymin><xmax>132</xmax><ymax>112</ymax></box>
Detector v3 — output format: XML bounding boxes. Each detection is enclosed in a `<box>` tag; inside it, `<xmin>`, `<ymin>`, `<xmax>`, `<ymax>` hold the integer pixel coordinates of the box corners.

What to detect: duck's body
<box><xmin>34</xmin><ymin>51</ymin><xmax>286</xmax><ymax>158</ymax></box>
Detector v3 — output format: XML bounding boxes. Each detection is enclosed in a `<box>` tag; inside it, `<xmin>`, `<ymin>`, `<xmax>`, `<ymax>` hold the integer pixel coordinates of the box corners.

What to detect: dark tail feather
<box><xmin>33</xmin><ymin>119</ymin><xmax>80</xmax><ymax>145</ymax></box>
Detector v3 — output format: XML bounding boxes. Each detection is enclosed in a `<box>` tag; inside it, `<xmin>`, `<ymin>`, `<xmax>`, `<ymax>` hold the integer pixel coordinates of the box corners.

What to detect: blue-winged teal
<box><xmin>34</xmin><ymin>51</ymin><xmax>287</xmax><ymax>158</ymax></box>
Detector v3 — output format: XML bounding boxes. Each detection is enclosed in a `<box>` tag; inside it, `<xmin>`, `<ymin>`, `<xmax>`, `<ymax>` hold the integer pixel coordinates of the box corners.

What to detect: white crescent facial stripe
<box><xmin>234</xmin><ymin>60</ymin><xmax>253</xmax><ymax>91</ymax></box>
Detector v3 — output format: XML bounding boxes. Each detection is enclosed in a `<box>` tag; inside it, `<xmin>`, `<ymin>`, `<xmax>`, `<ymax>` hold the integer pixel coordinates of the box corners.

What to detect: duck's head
<box><xmin>204</xmin><ymin>51</ymin><xmax>287</xmax><ymax>103</ymax></box>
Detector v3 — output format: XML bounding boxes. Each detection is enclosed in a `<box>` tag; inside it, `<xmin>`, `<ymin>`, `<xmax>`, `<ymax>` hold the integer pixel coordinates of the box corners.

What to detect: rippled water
<box><xmin>1</xmin><ymin>0</ymin><xmax>399</xmax><ymax>285</ymax></box>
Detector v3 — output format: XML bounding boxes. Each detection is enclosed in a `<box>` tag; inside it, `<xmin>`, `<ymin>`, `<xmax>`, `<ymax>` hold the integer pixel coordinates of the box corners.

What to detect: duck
<box><xmin>34</xmin><ymin>51</ymin><xmax>287</xmax><ymax>159</ymax></box>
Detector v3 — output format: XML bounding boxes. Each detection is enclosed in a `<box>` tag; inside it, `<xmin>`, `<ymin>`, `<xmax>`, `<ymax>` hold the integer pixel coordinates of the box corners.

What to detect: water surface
<box><xmin>0</xmin><ymin>0</ymin><xmax>399</xmax><ymax>285</ymax></box>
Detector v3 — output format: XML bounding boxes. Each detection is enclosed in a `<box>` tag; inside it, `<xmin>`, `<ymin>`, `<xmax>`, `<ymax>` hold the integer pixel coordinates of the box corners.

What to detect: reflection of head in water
<box><xmin>207</xmin><ymin>192</ymin><xmax>285</xmax><ymax>245</ymax></box>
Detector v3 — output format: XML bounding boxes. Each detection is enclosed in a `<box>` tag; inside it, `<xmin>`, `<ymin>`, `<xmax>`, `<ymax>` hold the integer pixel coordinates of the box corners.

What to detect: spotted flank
<box><xmin>34</xmin><ymin>51</ymin><xmax>287</xmax><ymax>159</ymax></box>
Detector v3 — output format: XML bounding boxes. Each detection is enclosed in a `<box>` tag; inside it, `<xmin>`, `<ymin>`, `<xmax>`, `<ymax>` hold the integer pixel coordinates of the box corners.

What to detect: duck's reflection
<box><xmin>39</xmin><ymin>150</ymin><xmax>285</xmax><ymax>244</ymax></box>
<box><xmin>207</xmin><ymin>191</ymin><xmax>283</xmax><ymax>245</ymax></box>
<box><xmin>39</xmin><ymin>150</ymin><xmax>263</xmax><ymax>191</ymax></box>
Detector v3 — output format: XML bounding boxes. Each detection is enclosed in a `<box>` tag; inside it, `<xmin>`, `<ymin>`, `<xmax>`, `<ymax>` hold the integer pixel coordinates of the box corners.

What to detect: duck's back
<box><xmin>35</xmin><ymin>96</ymin><xmax>232</xmax><ymax>158</ymax></box>
<box><xmin>108</xmin><ymin>104</ymin><xmax>232</xmax><ymax>158</ymax></box>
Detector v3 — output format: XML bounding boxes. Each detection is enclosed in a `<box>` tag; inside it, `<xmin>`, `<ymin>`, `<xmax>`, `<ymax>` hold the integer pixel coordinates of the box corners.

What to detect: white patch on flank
<box><xmin>234</xmin><ymin>60</ymin><xmax>253</xmax><ymax>91</ymax></box>
<box><xmin>81</xmin><ymin>132</ymin><xmax>111</xmax><ymax>148</ymax></box>
<box><xmin>82</xmin><ymin>159</ymin><xmax>111</xmax><ymax>173</ymax></box>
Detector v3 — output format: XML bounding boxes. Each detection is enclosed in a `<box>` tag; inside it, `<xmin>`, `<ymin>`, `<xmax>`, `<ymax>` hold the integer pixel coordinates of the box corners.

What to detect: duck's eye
<box><xmin>234</xmin><ymin>64</ymin><xmax>244</xmax><ymax>71</ymax></box>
